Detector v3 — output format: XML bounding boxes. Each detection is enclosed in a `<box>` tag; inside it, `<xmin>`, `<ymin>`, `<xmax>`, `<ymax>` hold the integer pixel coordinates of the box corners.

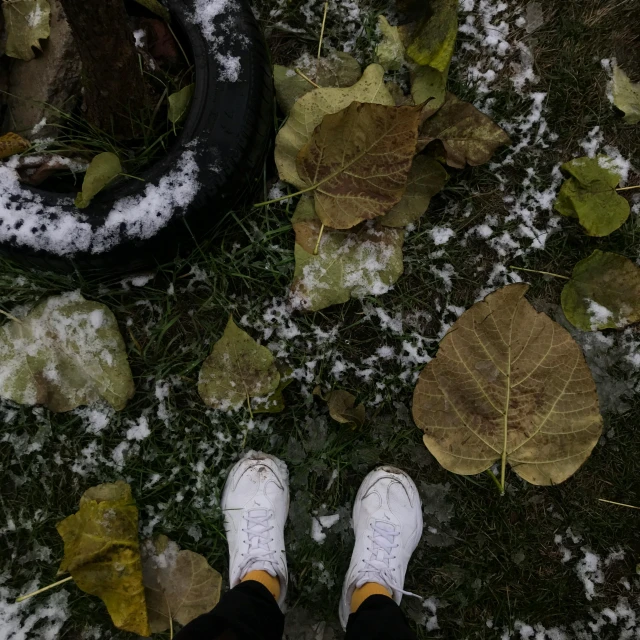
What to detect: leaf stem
<box><xmin>508</xmin><ymin>266</ymin><xmax>570</xmax><ymax>280</ymax></box>
<box><xmin>313</xmin><ymin>224</ymin><xmax>325</xmax><ymax>255</ymax></box>
<box><xmin>598</xmin><ymin>498</ymin><xmax>640</xmax><ymax>510</ymax></box>
<box><xmin>0</xmin><ymin>308</ymin><xmax>22</xmax><ymax>324</ymax></box>
<box><xmin>16</xmin><ymin>576</ymin><xmax>73</xmax><ymax>603</ymax></box>
<box><xmin>295</xmin><ymin>68</ymin><xmax>320</xmax><ymax>88</ymax></box>
<box><xmin>246</xmin><ymin>392</ymin><xmax>254</xmax><ymax>420</ymax></box>
<box><xmin>254</xmin><ymin>185</ymin><xmax>315</xmax><ymax>208</ymax></box>
<box><xmin>317</xmin><ymin>2</ymin><xmax>329</xmax><ymax>60</ymax></box>
<box><xmin>616</xmin><ymin>185</ymin><xmax>640</xmax><ymax>192</ymax></box>
<box><xmin>485</xmin><ymin>469</ymin><xmax>503</xmax><ymax>493</ymax></box>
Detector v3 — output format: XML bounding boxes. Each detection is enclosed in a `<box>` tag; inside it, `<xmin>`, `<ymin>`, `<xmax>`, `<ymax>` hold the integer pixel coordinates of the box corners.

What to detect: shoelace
<box><xmin>240</xmin><ymin>508</ymin><xmax>277</xmax><ymax>573</ymax></box>
<box><xmin>356</xmin><ymin>520</ymin><xmax>420</xmax><ymax>599</ymax></box>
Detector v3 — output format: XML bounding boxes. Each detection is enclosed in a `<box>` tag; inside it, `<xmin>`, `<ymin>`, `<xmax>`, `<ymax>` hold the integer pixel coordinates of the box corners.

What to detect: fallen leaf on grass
<box><xmin>611</xmin><ymin>64</ymin><xmax>640</xmax><ymax>125</ymax></box>
<box><xmin>0</xmin><ymin>291</ymin><xmax>135</xmax><ymax>412</ymax></box>
<box><xmin>412</xmin><ymin>283</ymin><xmax>602</xmax><ymax>489</ymax></box>
<box><xmin>412</xmin><ymin>65</ymin><xmax>447</xmax><ymax>118</ymax></box>
<box><xmin>554</xmin><ymin>155</ymin><xmax>629</xmax><ymax>237</ymax></box>
<box><xmin>133</xmin><ymin>0</ymin><xmax>171</xmax><ymax>22</ymax></box>
<box><xmin>275</xmin><ymin>64</ymin><xmax>394</xmax><ymax>189</ymax></box>
<box><xmin>142</xmin><ymin>534</ymin><xmax>222</xmax><ymax>633</ymax></box>
<box><xmin>3</xmin><ymin>0</ymin><xmax>50</xmax><ymax>61</ymax></box>
<box><xmin>290</xmin><ymin>197</ymin><xmax>404</xmax><ymax>311</ymax></box>
<box><xmin>0</xmin><ymin>132</ymin><xmax>29</xmax><ymax>159</ymax></box>
<box><xmin>252</xmin><ymin>366</ymin><xmax>293</xmax><ymax>414</ymax></box>
<box><xmin>274</xmin><ymin>52</ymin><xmax>362</xmax><ymax>116</ymax></box>
<box><xmin>376</xmin><ymin>16</ymin><xmax>405</xmax><ymax>71</ymax></box>
<box><xmin>168</xmin><ymin>84</ymin><xmax>195</xmax><ymax>124</ymax></box>
<box><xmin>297</xmin><ymin>102</ymin><xmax>422</xmax><ymax>229</ymax></box>
<box><xmin>75</xmin><ymin>152</ymin><xmax>122</xmax><ymax>209</ymax></box>
<box><xmin>379</xmin><ymin>155</ymin><xmax>448</xmax><ymax>227</ymax></box>
<box><xmin>198</xmin><ymin>316</ymin><xmax>280</xmax><ymax>411</ymax></box>
<box><xmin>417</xmin><ymin>93</ymin><xmax>511</xmax><ymax>167</ymax></box>
<box><xmin>401</xmin><ymin>0</ymin><xmax>457</xmax><ymax>71</ymax></box>
<box><xmin>314</xmin><ymin>386</ymin><xmax>365</xmax><ymax>428</ymax></box>
<box><xmin>56</xmin><ymin>481</ymin><xmax>150</xmax><ymax>636</ymax></box>
<box><xmin>562</xmin><ymin>250</ymin><xmax>640</xmax><ymax>331</ymax></box>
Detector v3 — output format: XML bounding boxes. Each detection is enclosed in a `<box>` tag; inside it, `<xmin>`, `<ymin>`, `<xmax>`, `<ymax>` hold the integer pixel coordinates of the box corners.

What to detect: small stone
<box><xmin>3</xmin><ymin>0</ymin><xmax>82</xmax><ymax>138</ymax></box>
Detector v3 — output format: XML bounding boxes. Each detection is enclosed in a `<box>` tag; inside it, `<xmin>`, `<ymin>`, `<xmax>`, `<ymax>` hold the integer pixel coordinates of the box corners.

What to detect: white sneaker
<box><xmin>221</xmin><ymin>450</ymin><xmax>290</xmax><ymax>608</ymax></box>
<box><xmin>339</xmin><ymin>466</ymin><xmax>423</xmax><ymax>629</ymax></box>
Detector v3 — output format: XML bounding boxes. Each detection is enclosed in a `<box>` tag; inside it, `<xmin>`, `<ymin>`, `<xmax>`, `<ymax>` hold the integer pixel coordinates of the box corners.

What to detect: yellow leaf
<box><xmin>611</xmin><ymin>64</ymin><xmax>640</xmax><ymax>125</ymax></box>
<box><xmin>275</xmin><ymin>64</ymin><xmax>394</xmax><ymax>189</ymax></box>
<box><xmin>56</xmin><ymin>481</ymin><xmax>150</xmax><ymax>636</ymax></box>
<box><xmin>403</xmin><ymin>0</ymin><xmax>458</xmax><ymax>71</ymax></box>
<box><xmin>0</xmin><ymin>132</ymin><xmax>30</xmax><ymax>159</ymax></box>
<box><xmin>412</xmin><ymin>284</ymin><xmax>602</xmax><ymax>490</ymax></box>
<box><xmin>296</xmin><ymin>102</ymin><xmax>422</xmax><ymax>229</ymax></box>
<box><xmin>75</xmin><ymin>153</ymin><xmax>122</xmax><ymax>209</ymax></box>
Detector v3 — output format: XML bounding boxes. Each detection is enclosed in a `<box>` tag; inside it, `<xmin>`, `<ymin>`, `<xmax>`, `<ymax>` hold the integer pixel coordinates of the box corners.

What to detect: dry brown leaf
<box><xmin>275</xmin><ymin>64</ymin><xmax>394</xmax><ymax>189</ymax></box>
<box><xmin>313</xmin><ymin>386</ymin><xmax>365</xmax><ymax>428</ymax></box>
<box><xmin>296</xmin><ymin>101</ymin><xmax>422</xmax><ymax>229</ymax></box>
<box><xmin>417</xmin><ymin>93</ymin><xmax>511</xmax><ymax>167</ymax></box>
<box><xmin>142</xmin><ymin>534</ymin><xmax>222</xmax><ymax>632</ymax></box>
<box><xmin>412</xmin><ymin>284</ymin><xmax>602</xmax><ymax>491</ymax></box>
<box><xmin>0</xmin><ymin>132</ymin><xmax>29</xmax><ymax>159</ymax></box>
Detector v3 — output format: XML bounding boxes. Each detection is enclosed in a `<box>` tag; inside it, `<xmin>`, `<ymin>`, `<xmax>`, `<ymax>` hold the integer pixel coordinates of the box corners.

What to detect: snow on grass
<box><xmin>0</xmin><ymin>574</ymin><xmax>70</xmax><ymax>640</ymax></box>
<box><xmin>311</xmin><ymin>512</ymin><xmax>340</xmax><ymax>544</ymax></box>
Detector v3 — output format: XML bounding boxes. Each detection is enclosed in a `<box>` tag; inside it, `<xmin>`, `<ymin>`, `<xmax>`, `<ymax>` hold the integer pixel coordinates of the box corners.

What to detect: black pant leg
<box><xmin>345</xmin><ymin>595</ymin><xmax>418</xmax><ymax>640</ymax></box>
<box><xmin>175</xmin><ymin>580</ymin><xmax>284</xmax><ymax>640</ymax></box>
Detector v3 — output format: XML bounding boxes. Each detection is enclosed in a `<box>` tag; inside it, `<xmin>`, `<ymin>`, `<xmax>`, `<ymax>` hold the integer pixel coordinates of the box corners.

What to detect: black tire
<box><xmin>0</xmin><ymin>0</ymin><xmax>273</xmax><ymax>273</ymax></box>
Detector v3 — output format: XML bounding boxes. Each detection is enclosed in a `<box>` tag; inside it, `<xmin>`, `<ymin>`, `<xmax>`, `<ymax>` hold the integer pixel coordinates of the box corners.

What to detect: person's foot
<box><xmin>339</xmin><ymin>466</ymin><xmax>423</xmax><ymax>629</ymax></box>
<box><xmin>221</xmin><ymin>450</ymin><xmax>290</xmax><ymax>608</ymax></box>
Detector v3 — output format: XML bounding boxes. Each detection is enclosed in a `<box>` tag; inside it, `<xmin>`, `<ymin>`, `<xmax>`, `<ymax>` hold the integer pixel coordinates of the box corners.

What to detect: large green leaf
<box><xmin>275</xmin><ymin>64</ymin><xmax>394</xmax><ymax>189</ymax></box>
<box><xmin>379</xmin><ymin>155</ymin><xmax>448</xmax><ymax>227</ymax></box>
<box><xmin>562</xmin><ymin>250</ymin><xmax>640</xmax><ymax>331</ymax></box>
<box><xmin>198</xmin><ymin>316</ymin><xmax>280</xmax><ymax>411</ymax></box>
<box><xmin>611</xmin><ymin>64</ymin><xmax>640</xmax><ymax>125</ymax></box>
<box><xmin>142</xmin><ymin>534</ymin><xmax>222</xmax><ymax>633</ymax></box>
<box><xmin>554</xmin><ymin>156</ymin><xmax>630</xmax><ymax>237</ymax></box>
<box><xmin>0</xmin><ymin>292</ymin><xmax>135</xmax><ymax>412</ymax></box>
<box><xmin>57</xmin><ymin>481</ymin><xmax>150</xmax><ymax>636</ymax></box>
<box><xmin>290</xmin><ymin>197</ymin><xmax>404</xmax><ymax>311</ymax></box>
<box><xmin>75</xmin><ymin>153</ymin><xmax>122</xmax><ymax>209</ymax></box>
<box><xmin>274</xmin><ymin>53</ymin><xmax>362</xmax><ymax>116</ymax></box>
<box><xmin>296</xmin><ymin>102</ymin><xmax>422</xmax><ymax>229</ymax></box>
<box><xmin>417</xmin><ymin>93</ymin><xmax>511</xmax><ymax>167</ymax></box>
<box><xmin>401</xmin><ymin>0</ymin><xmax>457</xmax><ymax>71</ymax></box>
<box><xmin>3</xmin><ymin>0</ymin><xmax>50</xmax><ymax>61</ymax></box>
<box><xmin>412</xmin><ymin>284</ymin><xmax>602</xmax><ymax>491</ymax></box>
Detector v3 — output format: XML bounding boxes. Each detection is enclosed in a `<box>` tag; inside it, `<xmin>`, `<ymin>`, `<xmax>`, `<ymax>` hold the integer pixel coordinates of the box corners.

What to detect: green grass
<box><xmin>1</xmin><ymin>0</ymin><xmax>640</xmax><ymax>638</ymax></box>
